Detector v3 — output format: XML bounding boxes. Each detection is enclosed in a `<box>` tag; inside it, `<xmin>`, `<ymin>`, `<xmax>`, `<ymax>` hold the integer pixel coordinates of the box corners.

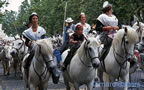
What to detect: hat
<box><xmin>65</xmin><ymin>17</ymin><xmax>74</xmax><ymax>23</ymax></box>
<box><xmin>31</xmin><ymin>12</ymin><xmax>37</xmax><ymax>16</ymax></box>
<box><xmin>80</xmin><ymin>12</ymin><xmax>85</xmax><ymax>16</ymax></box>
<box><xmin>103</xmin><ymin>1</ymin><xmax>111</xmax><ymax>8</ymax></box>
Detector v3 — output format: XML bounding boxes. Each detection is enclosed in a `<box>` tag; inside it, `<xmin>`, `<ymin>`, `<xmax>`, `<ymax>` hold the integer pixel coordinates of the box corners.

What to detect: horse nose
<box><xmin>10</xmin><ymin>51</ymin><xmax>15</xmax><ymax>56</ymax></box>
<box><xmin>92</xmin><ymin>63</ymin><xmax>99</xmax><ymax>68</ymax></box>
<box><xmin>127</xmin><ymin>55</ymin><xmax>135</xmax><ymax>62</ymax></box>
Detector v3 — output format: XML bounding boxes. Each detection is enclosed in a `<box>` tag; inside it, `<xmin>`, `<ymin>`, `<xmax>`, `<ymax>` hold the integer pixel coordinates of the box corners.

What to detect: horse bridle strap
<box><xmin>79</xmin><ymin>42</ymin><xmax>99</xmax><ymax>68</ymax></box>
<box><xmin>79</xmin><ymin>56</ymin><xmax>93</xmax><ymax>68</ymax></box>
<box><xmin>37</xmin><ymin>43</ymin><xmax>54</xmax><ymax>70</ymax></box>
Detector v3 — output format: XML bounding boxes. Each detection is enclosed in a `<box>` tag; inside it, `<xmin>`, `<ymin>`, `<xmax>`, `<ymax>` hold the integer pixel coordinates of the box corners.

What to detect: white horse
<box><xmin>132</xmin><ymin>21</ymin><xmax>144</xmax><ymax>42</ymax></box>
<box><xmin>22</xmin><ymin>39</ymin><xmax>55</xmax><ymax>90</ymax></box>
<box><xmin>10</xmin><ymin>38</ymin><xmax>28</xmax><ymax>76</ymax></box>
<box><xmin>98</xmin><ymin>27</ymin><xmax>138</xmax><ymax>90</ymax></box>
<box><xmin>0</xmin><ymin>44</ymin><xmax>12</xmax><ymax>75</ymax></box>
<box><xmin>61</xmin><ymin>37</ymin><xmax>101</xmax><ymax>90</ymax></box>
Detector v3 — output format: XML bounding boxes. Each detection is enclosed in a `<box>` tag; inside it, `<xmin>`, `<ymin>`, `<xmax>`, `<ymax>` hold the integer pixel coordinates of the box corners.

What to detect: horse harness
<box><xmin>79</xmin><ymin>41</ymin><xmax>99</xmax><ymax>68</ymax></box>
<box><xmin>113</xmin><ymin>32</ymin><xmax>133</xmax><ymax>80</ymax></box>
<box><xmin>32</xmin><ymin>43</ymin><xmax>54</xmax><ymax>82</ymax></box>
<box><xmin>12</xmin><ymin>39</ymin><xmax>27</xmax><ymax>64</ymax></box>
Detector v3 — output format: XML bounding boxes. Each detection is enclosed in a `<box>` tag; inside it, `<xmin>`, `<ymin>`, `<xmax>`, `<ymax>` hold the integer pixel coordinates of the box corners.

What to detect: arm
<box><xmin>23</xmin><ymin>35</ymin><xmax>31</xmax><ymax>47</ymax></box>
<box><xmin>69</xmin><ymin>35</ymin><xmax>78</xmax><ymax>44</ymax></box>
<box><xmin>96</xmin><ymin>20</ymin><xmax>119</xmax><ymax>31</ymax></box>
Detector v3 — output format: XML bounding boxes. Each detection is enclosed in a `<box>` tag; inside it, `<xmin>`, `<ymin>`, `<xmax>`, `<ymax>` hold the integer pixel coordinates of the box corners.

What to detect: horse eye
<box><xmin>18</xmin><ymin>43</ymin><xmax>21</xmax><ymax>45</ymax></box>
<box><xmin>125</xmin><ymin>41</ymin><xmax>129</xmax><ymax>44</ymax></box>
<box><xmin>88</xmin><ymin>47</ymin><xmax>92</xmax><ymax>50</ymax></box>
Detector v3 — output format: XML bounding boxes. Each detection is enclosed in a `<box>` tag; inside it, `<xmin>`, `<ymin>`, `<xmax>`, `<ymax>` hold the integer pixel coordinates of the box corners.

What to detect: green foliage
<box><xmin>1</xmin><ymin>0</ymin><xmax>144</xmax><ymax>36</ymax></box>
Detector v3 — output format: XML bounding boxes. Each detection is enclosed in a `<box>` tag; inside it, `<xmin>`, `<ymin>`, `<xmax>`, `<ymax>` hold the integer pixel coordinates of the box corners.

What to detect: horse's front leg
<box><xmin>73</xmin><ymin>82</ymin><xmax>79</xmax><ymax>90</ymax></box>
<box><xmin>86</xmin><ymin>81</ymin><xmax>93</xmax><ymax>90</ymax></box>
<box><xmin>121</xmin><ymin>73</ymin><xmax>129</xmax><ymax>90</ymax></box>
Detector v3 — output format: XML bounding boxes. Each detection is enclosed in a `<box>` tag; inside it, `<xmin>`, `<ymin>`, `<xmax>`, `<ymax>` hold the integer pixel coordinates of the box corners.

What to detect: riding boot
<box><xmin>49</xmin><ymin>66</ymin><xmax>60</xmax><ymax>84</ymax></box>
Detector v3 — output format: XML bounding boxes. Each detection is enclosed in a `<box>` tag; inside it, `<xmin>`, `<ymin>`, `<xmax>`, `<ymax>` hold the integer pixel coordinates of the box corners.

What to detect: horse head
<box><xmin>3</xmin><ymin>44</ymin><xmax>12</xmax><ymax>60</ymax></box>
<box><xmin>132</xmin><ymin>21</ymin><xmax>144</xmax><ymax>42</ymax></box>
<box><xmin>10</xmin><ymin>38</ymin><xmax>28</xmax><ymax>58</ymax></box>
<box><xmin>113</xmin><ymin>27</ymin><xmax>138</xmax><ymax>62</ymax></box>
<box><xmin>84</xmin><ymin>36</ymin><xmax>101</xmax><ymax>68</ymax></box>
<box><xmin>34</xmin><ymin>39</ymin><xmax>55</xmax><ymax>69</ymax></box>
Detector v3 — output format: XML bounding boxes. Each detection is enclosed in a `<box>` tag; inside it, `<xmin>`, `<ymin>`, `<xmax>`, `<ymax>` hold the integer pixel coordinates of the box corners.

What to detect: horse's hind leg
<box><xmin>64</xmin><ymin>78</ymin><xmax>71</xmax><ymax>90</ymax></box>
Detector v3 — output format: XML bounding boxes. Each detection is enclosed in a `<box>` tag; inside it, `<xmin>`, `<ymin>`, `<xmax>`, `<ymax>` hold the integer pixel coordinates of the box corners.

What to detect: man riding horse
<box><xmin>23</xmin><ymin>12</ymin><xmax>60</xmax><ymax>84</ymax></box>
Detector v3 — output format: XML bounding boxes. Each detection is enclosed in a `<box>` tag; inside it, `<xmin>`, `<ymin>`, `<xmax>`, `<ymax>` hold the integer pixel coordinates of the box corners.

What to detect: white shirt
<box><xmin>23</xmin><ymin>26</ymin><xmax>46</xmax><ymax>40</ymax></box>
<box><xmin>76</xmin><ymin>22</ymin><xmax>91</xmax><ymax>35</ymax></box>
<box><xmin>97</xmin><ymin>14</ymin><xmax>118</xmax><ymax>38</ymax></box>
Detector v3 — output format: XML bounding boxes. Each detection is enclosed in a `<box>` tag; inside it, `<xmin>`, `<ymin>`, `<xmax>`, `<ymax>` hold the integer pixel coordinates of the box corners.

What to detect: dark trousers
<box><xmin>24</xmin><ymin>50</ymin><xmax>35</xmax><ymax>69</ymax></box>
<box><xmin>63</xmin><ymin>47</ymin><xmax>78</xmax><ymax>68</ymax></box>
<box><xmin>100</xmin><ymin>36</ymin><xmax>112</xmax><ymax>61</ymax></box>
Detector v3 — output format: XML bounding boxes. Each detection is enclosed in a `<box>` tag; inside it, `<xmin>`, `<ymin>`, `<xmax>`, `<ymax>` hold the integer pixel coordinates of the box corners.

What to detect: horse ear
<box><xmin>137</xmin><ymin>20</ymin><xmax>140</xmax><ymax>26</ymax></box>
<box><xmin>124</xmin><ymin>27</ymin><xmax>128</xmax><ymax>34</ymax></box>
<box><xmin>14</xmin><ymin>36</ymin><xmax>16</xmax><ymax>40</ymax></box>
<box><xmin>85</xmin><ymin>35</ymin><xmax>90</xmax><ymax>44</ymax></box>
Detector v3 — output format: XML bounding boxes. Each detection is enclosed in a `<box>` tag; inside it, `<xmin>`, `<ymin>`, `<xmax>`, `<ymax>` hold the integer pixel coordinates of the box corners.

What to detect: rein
<box><xmin>78</xmin><ymin>41</ymin><xmax>99</xmax><ymax>68</ymax></box>
<box><xmin>113</xmin><ymin>33</ymin><xmax>131</xmax><ymax>80</ymax></box>
<box><xmin>32</xmin><ymin>43</ymin><xmax>53</xmax><ymax>82</ymax></box>
<box><xmin>12</xmin><ymin>39</ymin><xmax>26</xmax><ymax>65</ymax></box>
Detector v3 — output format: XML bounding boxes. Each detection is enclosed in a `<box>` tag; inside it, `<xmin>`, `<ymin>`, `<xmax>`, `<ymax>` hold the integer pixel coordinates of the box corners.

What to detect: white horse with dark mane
<box><xmin>61</xmin><ymin>37</ymin><xmax>101</xmax><ymax>90</ymax></box>
<box><xmin>98</xmin><ymin>27</ymin><xmax>138</xmax><ymax>90</ymax></box>
<box><xmin>22</xmin><ymin>39</ymin><xmax>55</xmax><ymax>90</ymax></box>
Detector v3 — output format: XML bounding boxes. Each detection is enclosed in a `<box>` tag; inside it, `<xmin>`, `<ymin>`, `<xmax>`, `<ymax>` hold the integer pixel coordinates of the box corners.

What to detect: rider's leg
<box><xmin>62</xmin><ymin>47</ymin><xmax>78</xmax><ymax>71</ymax></box>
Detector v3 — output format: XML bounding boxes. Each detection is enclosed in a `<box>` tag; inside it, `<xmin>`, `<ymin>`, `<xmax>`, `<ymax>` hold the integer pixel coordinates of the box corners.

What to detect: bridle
<box><xmin>12</xmin><ymin>39</ymin><xmax>26</xmax><ymax>56</ymax></box>
<box><xmin>12</xmin><ymin>39</ymin><xmax>26</xmax><ymax>64</ymax></box>
<box><xmin>79</xmin><ymin>40</ymin><xmax>99</xmax><ymax>68</ymax></box>
<box><xmin>113</xmin><ymin>31</ymin><xmax>133</xmax><ymax>80</ymax></box>
<box><xmin>33</xmin><ymin>43</ymin><xmax>54</xmax><ymax>81</ymax></box>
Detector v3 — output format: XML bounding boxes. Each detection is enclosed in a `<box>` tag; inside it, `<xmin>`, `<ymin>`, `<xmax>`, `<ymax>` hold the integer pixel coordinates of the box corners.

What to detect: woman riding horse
<box><xmin>96</xmin><ymin>1</ymin><xmax>121</xmax><ymax>62</ymax></box>
<box><xmin>23</xmin><ymin>12</ymin><xmax>59</xmax><ymax>84</ymax></box>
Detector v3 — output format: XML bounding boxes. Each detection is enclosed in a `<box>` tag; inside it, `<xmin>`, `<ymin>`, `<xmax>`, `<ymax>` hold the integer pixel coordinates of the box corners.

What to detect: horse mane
<box><xmin>112</xmin><ymin>27</ymin><xmax>138</xmax><ymax>46</ymax></box>
<box><xmin>36</xmin><ymin>39</ymin><xmax>53</xmax><ymax>55</ymax></box>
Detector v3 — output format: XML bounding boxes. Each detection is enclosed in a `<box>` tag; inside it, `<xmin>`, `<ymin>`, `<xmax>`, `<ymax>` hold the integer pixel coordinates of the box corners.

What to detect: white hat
<box><xmin>65</xmin><ymin>17</ymin><xmax>73</xmax><ymax>23</ymax></box>
<box><xmin>103</xmin><ymin>1</ymin><xmax>111</xmax><ymax>8</ymax></box>
<box><xmin>31</xmin><ymin>12</ymin><xmax>37</xmax><ymax>16</ymax></box>
<box><xmin>80</xmin><ymin>12</ymin><xmax>85</xmax><ymax>16</ymax></box>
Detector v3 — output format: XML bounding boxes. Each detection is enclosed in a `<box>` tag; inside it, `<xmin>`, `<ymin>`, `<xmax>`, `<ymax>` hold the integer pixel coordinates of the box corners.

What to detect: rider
<box><xmin>76</xmin><ymin>12</ymin><xmax>91</xmax><ymax>35</ymax></box>
<box><xmin>61</xmin><ymin>24</ymin><xmax>85</xmax><ymax>71</ymax></box>
<box><xmin>23</xmin><ymin>12</ymin><xmax>60</xmax><ymax>84</ymax></box>
<box><xmin>59</xmin><ymin>17</ymin><xmax>75</xmax><ymax>54</ymax></box>
<box><xmin>96</xmin><ymin>1</ymin><xmax>121</xmax><ymax>61</ymax></box>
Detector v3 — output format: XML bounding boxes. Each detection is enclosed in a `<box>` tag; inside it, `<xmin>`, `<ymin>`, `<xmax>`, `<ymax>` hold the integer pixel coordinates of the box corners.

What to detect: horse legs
<box><xmin>2</xmin><ymin>61</ymin><xmax>6</xmax><ymax>75</ymax></box>
<box><xmin>103</xmin><ymin>72</ymin><xmax>111</xmax><ymax>90</ymax></box>
<box><xmin>73</xmin><ymin>82</ymin><xmax>79</xmax><ymax>90</ymax></box>
<box><xmin>121</xmin><ymin>73</ymin><xmax>129</xmax><ymax>90</ymax></box>
<box><xmin>97</xmin><ymin>68</ymin><xmax>104</xmax><ymax>90</ymax></box>
<box><xmin>6</xmin><ymin>61</ymin><xmax>10</xmax><ymax>75</ymax></box>
<box><xmin>64</xmin><ymin>78</ymin><xmax>71</xmax><ymax>90</ymax></box>
<box><xmin>86</xmin><ymin>81</ymin><xmax>93</xmax><ymax>90</ymax></box>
